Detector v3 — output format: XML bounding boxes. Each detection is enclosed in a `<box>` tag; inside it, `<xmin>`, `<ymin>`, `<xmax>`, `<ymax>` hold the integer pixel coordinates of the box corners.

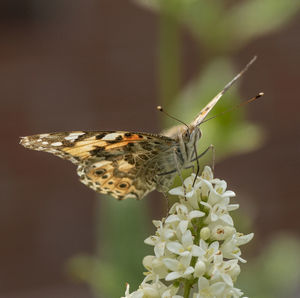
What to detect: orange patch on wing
<box><xmin>124</xmin><ymin>134</ymin><xmax>144</xmax><ymax>141</ymax></box>
<box><xmin>73</xmin><ymin>138</ymin><xmax>107</xmax><ymax>147</ymax></box>
<box><xmin>62</xmin><ymin>133</ymin><xmax>146</xmax><ymax>156</ymax></box>
<box><xmin>105</xmin><ymin>134</ymin><xmax>145</xmax><ymax>150</ymax></box>
<box><xmin>105</xmin><ymin>141</ymin><xmax>130</xmax><ymax>150</ymax></box>
<box><xmin>62</xmin><ymin>146</ymin><xmax>92</xmax><ymax>158</ymax></box>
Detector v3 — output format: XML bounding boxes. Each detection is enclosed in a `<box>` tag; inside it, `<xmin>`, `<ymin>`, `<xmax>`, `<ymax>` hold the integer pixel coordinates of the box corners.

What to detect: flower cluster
<box><xmin>122</xmin><ymin>166</ymin><xmax>253</xmax><ymax>298</ymax></box>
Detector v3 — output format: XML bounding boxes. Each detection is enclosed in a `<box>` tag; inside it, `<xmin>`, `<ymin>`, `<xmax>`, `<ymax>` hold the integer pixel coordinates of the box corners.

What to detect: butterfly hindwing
<box><xmin>77</xmin><ymin>157</ymin><xmax>150</xmax><ymax>200</ymax></box>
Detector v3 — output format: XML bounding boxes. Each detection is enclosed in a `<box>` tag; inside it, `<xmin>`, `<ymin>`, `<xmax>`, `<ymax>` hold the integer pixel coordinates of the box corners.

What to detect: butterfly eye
<box><xmin>183</xmin><ymin>131</ymin><xmax>190</xmax><ymax>140</ymax></box>
<box><xmin>117</xmin><ymin>181</ymin><xmax>130</xmax><ymax>189</ymax></box>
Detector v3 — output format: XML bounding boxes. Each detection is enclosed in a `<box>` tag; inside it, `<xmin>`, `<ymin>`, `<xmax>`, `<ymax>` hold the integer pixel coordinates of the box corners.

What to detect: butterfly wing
<box><xmin>191</xmin><ymin>56</ymin><xmax>257</xmax><ymax>127</ymax></box>
<box><xmin>20</xmin><ymin>131</ymin><xmax>91</xmax><ymax>164</ymax></box>
<box><xmin>20</xmin><ymin>131</ymin><xmax>178</xmax><ymax>200</ymax></box>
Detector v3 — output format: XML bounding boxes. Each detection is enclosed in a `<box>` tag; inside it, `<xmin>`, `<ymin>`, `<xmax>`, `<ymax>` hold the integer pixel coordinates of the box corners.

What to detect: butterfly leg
<box><xmin>172</xmin><ymin>148</ymin><xmax>187</xmax><ymax>198</ymax></box>
<box><xmin>191</xmin><ymin>144</ymin><xmax>215</xmax><ymax>186</ymax></box>
<box><xmin>191</xmin><ymin>144</ymin><xmax>215</xmax><ymax>168</ymax></box>
<box><xmin>162</xmin><ymin>191</ymin><xmax>171</xmax><ymax>216</ymax></box>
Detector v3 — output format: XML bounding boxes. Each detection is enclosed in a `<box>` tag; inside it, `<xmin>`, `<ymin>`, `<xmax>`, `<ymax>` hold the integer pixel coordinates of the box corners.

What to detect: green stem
<box><xmin>183</xmin><ymin>279</ymin><xmax>192</xmax><ymax>298</ymax></box>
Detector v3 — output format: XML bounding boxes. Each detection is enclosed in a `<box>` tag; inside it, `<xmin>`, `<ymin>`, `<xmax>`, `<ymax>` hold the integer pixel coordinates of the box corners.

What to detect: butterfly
<box><xmin>20</xmin><ymin>57</ymin><xmax>257</xmax><ymax>200</ymax></box>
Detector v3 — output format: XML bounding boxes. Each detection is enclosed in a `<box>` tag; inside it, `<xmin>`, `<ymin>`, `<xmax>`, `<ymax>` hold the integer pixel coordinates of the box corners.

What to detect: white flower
<box><xmin>122</xmin><ymin>167</ymin><xmax>253</xmax><ymax>298</ymax></box>
<box><xmin>209</xmin><ymin>224</ymin><xmax>236</xmax><ymax>241</ymax></box>
<box><xmin>199</xmin><ymin>239</ymin><xmax>220</xmax><ymax>263</ymax></box>
<box><xmin>122</xmin><ymin>281</ymin><xmax>182</xmax><ymax>298</ymax></box>
<box><xmin>194</xmin><ymin>260</ymin><xmax>206</xmax><ymax>278</ymax></box>
<box><xmin>193</xmin><ymin>277</ymin><xmax>226</xmax><ymax>298</ymax></box>
<box><xmin>201</xmin><ymin>166</ymin><xmax>214</xmax><ymax>181</ymax></box>
<box><xmin>169</xmin><ymin>175</ymin><xmax>201</xmax><ymax>199</ymax></box>
<box><xmin>221</xmin><ymin>232</ymin><xmax>254</xmax><ymax>263</ymax></box>
<box><xmin>200</xmin><ymin>227</ymin><xmax>211</xmax><ymax>240</ymax></box>
<box><xmin>167</xmin><ymin>229</ymin><xmax>203</xmax><ymax>257</ymax></box>
<box><xmin>166</xmin><ymin>203</ymin><xmax>205</xmax><ymax>234</ymax></box>
<box><xmin>163</xmin><ymin>255</ymin><xmax>194</xmax><ymax>281</ymax></box>
<box><xmin>143</xmin><ymin>255</ymin><xmax>168</xmax><ymax>281</ymax></box>
<box><xmin>144</xmin><ymin>220</ymin><xmax>175</xmax><ymax>257</ymax></box>
<box><xmin>201</xmin><ymin>198</ymin><xmax>238</xmax><ymax>226</ymax></box>
<box><xmin>210</xmin><ymin>256</ymin><xmax>240</xmax><ymax>286</ymax></box>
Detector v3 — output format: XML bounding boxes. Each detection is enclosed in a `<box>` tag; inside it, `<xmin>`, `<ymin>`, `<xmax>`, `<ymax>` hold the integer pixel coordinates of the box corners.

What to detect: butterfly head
<box><xmin>181</xmin><ymin>125</ymin><xmax>201</xmax><ymax>144</ymax></box>
<box><xmin>179</xmin><ymin>125</ymin><xmax>202</xmax><ymax>163</ymax></box>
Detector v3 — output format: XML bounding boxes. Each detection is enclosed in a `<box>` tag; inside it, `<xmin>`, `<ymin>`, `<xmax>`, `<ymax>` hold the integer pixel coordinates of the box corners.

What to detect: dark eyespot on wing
<box><xmin>95</xmin><ymin>169</ymin><xmax>106</xmax><ymax>176</ymax></box>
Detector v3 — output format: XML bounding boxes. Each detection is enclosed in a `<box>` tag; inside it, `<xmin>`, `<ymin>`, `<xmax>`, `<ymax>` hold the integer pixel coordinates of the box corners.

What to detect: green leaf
<box><xmin>228</xmin><ymin>0</ymin><xmax>300</xmax><ymax>46</ymax></box>
<box><xmin>135</xmin><ymin>0</ymin><xmax>300</xmax><ymax>51</ymax></box>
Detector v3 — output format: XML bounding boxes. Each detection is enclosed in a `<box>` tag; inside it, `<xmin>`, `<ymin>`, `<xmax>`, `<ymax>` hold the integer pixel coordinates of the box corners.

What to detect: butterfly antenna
<box><xmin>201</xmin><ymin>92</ymin><xmax>264</xmax><ymax>124</ymax></box>
<box><xmin>157</xmin><ymin>106</ymin><xmax>189</xmax><ymax>130</ymax></box>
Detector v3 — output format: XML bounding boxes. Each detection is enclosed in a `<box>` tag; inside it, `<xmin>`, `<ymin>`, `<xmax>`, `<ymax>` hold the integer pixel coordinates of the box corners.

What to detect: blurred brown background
<box><xmin>0</xmin><ymin>0</ymin><xmax>299</xmax><ymax>297</ymax></box>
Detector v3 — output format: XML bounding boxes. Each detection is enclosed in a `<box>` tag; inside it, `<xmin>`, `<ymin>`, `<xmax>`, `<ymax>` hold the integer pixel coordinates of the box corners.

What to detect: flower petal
<box><xmin>167</xmin><ymin>241</ymin><xmax>184</xmax><ymax>255</ymax></box>
<box><xmin>178</xmin><ymin>220</ymin><xmax>189</xmax><ymax>234</ymax></box>
<box><xmin>169</xmin><ymin>186</ymin><xmax>185</xmax><ymax>196</ymax></box>
<box><xmin>181</xmin><ymin>230</ymin><xmax>193</xmax><ymax>247</ymax></box>
<box><xmin>189</xmin><ymin>210</ymin><xmax>205</xmax><ymax>219</ymax></box>
<box><xmin>154</xmin><ymin>241</ymin><xmax>166</xmax><ymax>257</ymax></box>
<box><xmin>163</xmin><ymin>258</ymin><xmax>179</xmax><ymax>271</ymax></box>
<box><xmin>165</xmin><ymin>271</ymin><xmax>182</xmax><ymax>281</ymax></box>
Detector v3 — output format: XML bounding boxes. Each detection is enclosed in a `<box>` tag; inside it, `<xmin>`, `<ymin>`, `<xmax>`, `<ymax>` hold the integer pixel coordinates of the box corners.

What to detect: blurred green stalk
<box><xmin>158</xmin><ymin>8</ymin><xmax>181</xmax><ymax>108</ymax></box>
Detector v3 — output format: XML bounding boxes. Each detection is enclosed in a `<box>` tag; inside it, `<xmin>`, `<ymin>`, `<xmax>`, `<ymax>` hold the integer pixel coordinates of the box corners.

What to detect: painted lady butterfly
<box><xmin>20</xmin><ymin>57</ymin><xmax>257</xmax><ymax>200</ymax></box>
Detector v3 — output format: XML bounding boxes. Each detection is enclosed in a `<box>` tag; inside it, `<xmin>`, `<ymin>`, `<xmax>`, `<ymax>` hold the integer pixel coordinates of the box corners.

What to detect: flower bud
<box><xmin>200</xmin><ymin>227</ymin><xmax>210</xmax><ymax>240</ymax></box>
<box><xmin>194</xmin><ymin>260</ymin><xmax>206</xmax><ymax>277</ymax></box>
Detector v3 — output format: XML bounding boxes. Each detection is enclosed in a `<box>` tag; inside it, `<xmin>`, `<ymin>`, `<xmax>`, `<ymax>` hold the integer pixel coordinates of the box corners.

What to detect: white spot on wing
<box><xmin>64</xmin><ymin>136</ymin><xmax>78</xmax><ymax>141</ymax></box>
<box><xmin>93</xmin><ymin>160</ymin><xmax>111</xmax><ymax>167</ymax></box>
<box><xmin>42</xmin><ymin>141</ymin><xmax>49</xmax><ymax>145</ymax></box>
<box><xmin>102</xmin><ymin>133</ymin><xmax>122</xmax><ymax>140</ymax></box>
<box><xmin>51</xmin><ymin>142</ymin><xmax>63</xmax><ymax>146</ymax></box>
<box><xmin>64</xmin><ymin>132</ymin><xmax>86</xmax><ymax>141</ymax></box>
<box><xmin>70</xmin><ymin>132</ymin><xmax>85</xmax><ymax>136</ymax></box>
<box><xmin>39</xmin><ymin>134</ymin><xmax>50</xmax><ymax>138</ymax></box>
